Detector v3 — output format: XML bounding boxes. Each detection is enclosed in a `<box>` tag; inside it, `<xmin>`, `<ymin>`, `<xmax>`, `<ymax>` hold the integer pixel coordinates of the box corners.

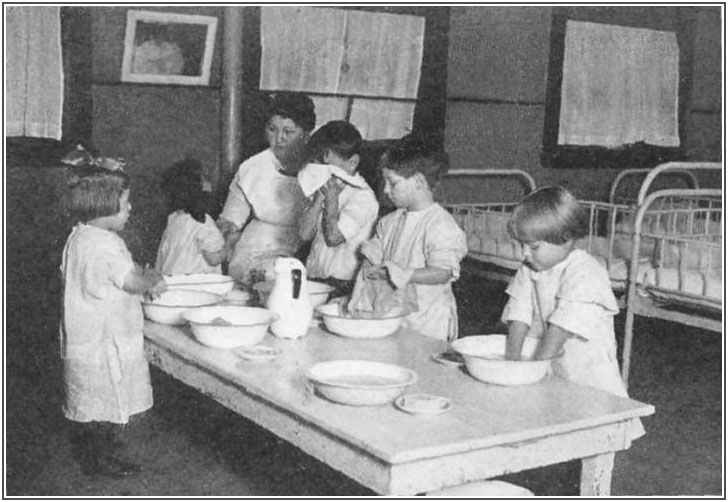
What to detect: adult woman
<box><xmin>218</xmin><ymin>92</ymin><xmax>315</xmax><ymax>287</ymax></box>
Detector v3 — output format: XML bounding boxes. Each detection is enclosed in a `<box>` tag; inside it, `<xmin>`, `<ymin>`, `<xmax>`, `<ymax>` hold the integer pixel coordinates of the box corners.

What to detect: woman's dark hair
<box><xmin>507</xmin><ymin>186</ymin><xmax>589</xmax><ymax>244</ymax></box>
<box><xmin>307</xmin><ymin>120</ymin><xmax>362</xmax><ymax>162</ymax></box>
<box><xmin>381</xmin><ymin>134</ymin><xmax>449</xmax><ymax>190</ymax></box>
<box><xmin>160</xmin><ymin>158</ymin><xmax>209</xmax><ymax>223</ymax></box>
<box><xmin>65</xmin><ymin>166</ymin><xmax>130</xmax><ymax>223</ymax></box>
<box><xmin>267</xmin><ymin>92</ymin><xmax>316</xmax><ymax>132</ymax></box>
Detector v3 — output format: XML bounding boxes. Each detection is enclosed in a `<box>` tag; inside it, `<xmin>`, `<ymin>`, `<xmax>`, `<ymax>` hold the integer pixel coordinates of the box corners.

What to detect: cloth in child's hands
<box><xmin>297</xmin><ymin>163</ymin><xmax>369</xmax><ymax>197</ymax></box>
<box><xmin>346</xmin><ymin>267</ymin><xmax>418</xmax><ymax>319</ymax></box>
<box><xmin>383</xmin><ymin>261</ymin><xmax>413</xmax><ymax>289</ymax></box>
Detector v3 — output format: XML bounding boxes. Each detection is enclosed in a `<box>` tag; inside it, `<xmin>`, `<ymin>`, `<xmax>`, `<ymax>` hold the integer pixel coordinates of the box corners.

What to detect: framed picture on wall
<box><xmin>121</xmin><ymin>10</ymin><xmax>217</xmax><ymax>86</ymax></box>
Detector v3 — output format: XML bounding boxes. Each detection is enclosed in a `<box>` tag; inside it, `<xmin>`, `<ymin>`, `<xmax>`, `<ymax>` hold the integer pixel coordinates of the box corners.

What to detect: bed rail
<box><xmin>636</xmin><ymin>162</ymin><xmax>722</xmax><ymax>206</ymax></box>
<box><xmin>445</xmin><ymin>169</ymin><xmax>537</xmax><ymax>195</ymax></box>
<box><xmin>621</xmin><ymin>187</ymin><xmax>723</xmax><ymax>387</ymax></box>
<box><xmin>609</xmin><ymin>166</ymin><xmax>700</xmax><ymax>204</ymax></box>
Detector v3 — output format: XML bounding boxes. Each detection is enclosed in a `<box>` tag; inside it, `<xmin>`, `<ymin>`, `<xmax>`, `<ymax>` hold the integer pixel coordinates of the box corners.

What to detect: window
<box><xmin>542</xmin><ymin>7</ymin><xmax>692</xmax><ymax>169</ymax></box>
<box><xmin>558</xmin><ymin>21</ymin><xmax>679</xmax><ymax>148</ymax></box>
<box><xmin>259</xmin><ymin>6</ymin><xmax>425</xmax><ymax>140</ymax></box>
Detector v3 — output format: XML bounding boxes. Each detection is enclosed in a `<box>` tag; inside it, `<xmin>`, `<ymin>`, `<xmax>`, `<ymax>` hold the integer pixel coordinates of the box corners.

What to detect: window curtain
<box><xmin>558</xmin><ymin>20</ymin><xmax>680</xmax><ymax>148</ymax></box>
<box><xmin>6</xmin><ymin>6</ymin><xmax>64</xmax><ymax>140</ymax></box>
<box><xmin>259</xmin><ymin>6</ymin><xmax>424</xmax><ymax>139</ymax></box>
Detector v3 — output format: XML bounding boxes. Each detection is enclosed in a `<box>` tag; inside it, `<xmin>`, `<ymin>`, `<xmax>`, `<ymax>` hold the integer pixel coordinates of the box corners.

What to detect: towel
<box><xmin>297</xmin><ymin>163</ymin><xmax>369</xmax><ymax>197</ymax></box>
<box><xmin>345</xmin><ymin>266</ymin><xmax>418</xmax><ymax>319</ymax></box>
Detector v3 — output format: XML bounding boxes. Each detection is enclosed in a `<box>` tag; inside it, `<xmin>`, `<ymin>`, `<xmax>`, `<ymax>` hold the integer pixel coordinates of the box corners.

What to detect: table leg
<box><xmin>580</xmin><ymin>452</ymin><xmax>615</xmax><ymax>496</ymax></box>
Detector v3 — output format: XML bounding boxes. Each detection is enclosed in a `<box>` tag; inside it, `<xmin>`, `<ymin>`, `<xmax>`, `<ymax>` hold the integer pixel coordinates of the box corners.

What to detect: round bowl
<box><xmin>450</xmin><ymin>335</ymin><xmax>559</xmax><ymax>386</ymax></box>
<box><xmin>316</xmin><ymin>302</ymin><xmax>406</xmax><ymax>339</ymax></box>
<box><xmin>142</xmin><ymin>289</ymin><xmax>223</xmax><ymax>326</ymax></box>
<box><xmin>306</xmin><ymin>359</ymin><xmax>417</xmax><ymax>406</ymax></box>
<box><xmin>253</xmin><ymin>279</ymin><xmax>335</xmax><ymax>308</ymax></box>
<box><xmin>164</xmin><ymin>273</ymin><xmax>235</xmax><ymax>296</ymax></box>
<box><xmin>181</xmin><ymin>305</ymin><xmax>279</xmax><ymax>349</ymax></box>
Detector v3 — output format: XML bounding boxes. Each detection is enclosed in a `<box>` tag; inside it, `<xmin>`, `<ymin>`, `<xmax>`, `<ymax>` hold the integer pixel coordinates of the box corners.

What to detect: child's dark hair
<box><xmin>160</xmin><ymin>158</ymin><xmax>209</xmax><ymax>224</ymax></box>
<box><xmin>308</xmin><ymin>120</ymin><xmax>362</xmax><ymax>163</ymax></box>
<box><xmin>66</xmin><ymin>166</ymin><xmax>130</xmax><ymax>223</ymax></box>
<box><xmin>507</xmin><ymin>186</ymin><xmax>588</xmax><ymax>244</ymax></box>
<box><xmin>381</xmin><ymin>134</ymin><xmax>449</xmax><ymax>190</ymax></box>
<box><xmin>268</xmin><ymin>92</ymin><xmax>316</xmax><ymax>132</ymax></box>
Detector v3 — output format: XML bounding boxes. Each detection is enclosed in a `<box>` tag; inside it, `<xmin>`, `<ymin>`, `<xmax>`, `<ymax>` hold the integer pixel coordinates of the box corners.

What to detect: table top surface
<box><xmin>144</xmin><ymin>321</ymin><xmax>654</xmax><ymax>465</ymax></box>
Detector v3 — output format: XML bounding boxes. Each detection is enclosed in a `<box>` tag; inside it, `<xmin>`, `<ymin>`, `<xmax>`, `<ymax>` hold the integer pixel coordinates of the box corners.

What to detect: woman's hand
<box><xmin>216</xmin><ymin>218</ymin><xmax>239</xmax><ymax>239</ymax></box>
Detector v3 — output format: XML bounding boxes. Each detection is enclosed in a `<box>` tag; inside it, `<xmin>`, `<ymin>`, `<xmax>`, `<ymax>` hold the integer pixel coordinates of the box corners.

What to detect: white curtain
<box><xmin>350</xmin><ymin>99</ymin><xmax>415</xmax><ymax>140</ymax></box>
<box><xmin>558</xmin><ymin>20</ymin><xmax>680</xmax><ymax>148</ymax></box>
<box><xmin>6</xmin><ymin>6</ymin><xmax>64</xmax><ymax>139</ymax></box>
<box><xmin>260</xmin><ymin>6</ymin><xmax>424</xmax><ymax>139</ymax></box>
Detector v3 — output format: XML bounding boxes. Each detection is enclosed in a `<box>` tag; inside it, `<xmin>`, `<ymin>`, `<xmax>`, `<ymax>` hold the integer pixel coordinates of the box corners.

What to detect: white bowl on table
<box><xmin>316</xmin><ymin>302</ymin><xmax>407</xmax><ymax>339</ymax></box>
<box><xmin>181</xmin><ymin>305</ymin><xmax>279</xmax><ymax>349</ymax></box>
<box><xmin>164</xmin><ymin>273</ymin><xmax>235</xmax><ymax>296</ymax></box>
<box><xmin>450</xmin><ymin>335</ymin><xmax>560</xmax><ymax>386</ymax></box>
<box><xmin>253</xmin><ymin>279</ymin><xmax>334</xmax><ymax>308</ymax></box>
<box><xmin>306</xmin><ymin>359</ymin><xmax>417</xmax><ymax>406</ymax></box>
<box><xmin>142</xmin><ymin>289</ymin><xmax>223</xmax><ymax>326</ymax></box>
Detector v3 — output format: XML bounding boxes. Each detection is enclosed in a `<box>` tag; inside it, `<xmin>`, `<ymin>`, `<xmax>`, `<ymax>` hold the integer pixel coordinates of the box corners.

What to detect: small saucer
<box><xmin>234</xmin><ymin>345</ymin><xmax>281</xmax><ymax>362</ymax></box>
<box><xmin>432</xmin><ymin>351</ymin><xmax>465</xmax><ymax>366</ymax></box>
<box><xmin>395</xmin><ymin>394</ymin><xmax>453</xmax><ymax>415</ymax></box>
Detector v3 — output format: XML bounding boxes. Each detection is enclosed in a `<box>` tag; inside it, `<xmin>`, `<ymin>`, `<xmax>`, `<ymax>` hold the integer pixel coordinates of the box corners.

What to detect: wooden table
<box><xmin>144</xmin><ymin>322</ymin><xmax>654</xmax><ymax>496</ymax></box>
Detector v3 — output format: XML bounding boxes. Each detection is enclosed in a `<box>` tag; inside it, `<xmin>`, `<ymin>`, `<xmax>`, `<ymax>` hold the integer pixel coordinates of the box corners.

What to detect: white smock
<box><xmin>366</xmin><ymin>204</ymin><xmax>468</xmax><ymax>340</ymax></box>
<box><xmin>306</xmin><ymin>177</ymin><xmax>379</xmax><ymax>281</ymax></box>
<box><xmin>220</xmin><ymin>149</ymin><xmax>307</xmax><ymax>286</ymax></box>
<box><xmin>60</xmin><ymin>224</ymin><xmax>153</xmax><ymax>424</ymax></box>
<box><xmin>155</xmin><ymin>211</ymin><xmax>225</xmax><ymax>275</ymax></box>
<box><xmin>501</xmin><ymin>249</ymin><xmax>645</xmax><ymax>440</ymax></box>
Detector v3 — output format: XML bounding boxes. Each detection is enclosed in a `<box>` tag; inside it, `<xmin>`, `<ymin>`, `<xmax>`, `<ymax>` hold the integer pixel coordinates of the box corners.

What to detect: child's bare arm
<box><xmin>506</xmin><ymin>321</ymin><xmax>529</xmax><ymax>360</ymax></box>
<box><xmin>123</xmin><ymin>264</ymin><xmax>166</xmax><ymax>295</ymax></box>
<box><xmin>409</xmin><ymin>267</ymin><xmax>451</xmax><ymax>285</ymax></box>
<box><xmin>299</xmin><ymin>191</ymin><xmax>324</xmax><ymax>241</ymax></box>
<box><xmin>534</xmin><ymin>324</ymin><xmax>571</xmax><ymax>360</ymax></box>
<box><xmin>320</xmin><ymin>179</ymin><xmax>346</xmax><ymax>247</ymax></box>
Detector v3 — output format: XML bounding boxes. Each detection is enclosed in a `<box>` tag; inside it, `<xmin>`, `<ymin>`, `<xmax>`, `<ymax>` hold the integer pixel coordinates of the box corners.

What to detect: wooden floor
<box><xmin>5</xmin><ymin>273</ymin><xmax>723</xmax><ymax>496</ymax></box>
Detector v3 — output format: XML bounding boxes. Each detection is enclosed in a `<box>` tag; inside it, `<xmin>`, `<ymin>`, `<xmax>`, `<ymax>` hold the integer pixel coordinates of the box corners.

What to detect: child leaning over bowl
<box><xmin>155</xmin><ymin>158</ymin><xmax>232</xmax><ymax>275</ymax></box>
<box><xmin>61</xmin><ymin>166</ymin><xmax>166</xmax><ymax>477</ymax></box>
<box><xmin>348</xmin><ymin>135</ymin><xmax>468</xmax><ymax>341</ymax></box>
<box><xmin>501</xmin><ymin>186</ymin><xmax>644</xmax><ymax>440</ymax></box>
<box><xmin>298</xmin><ymin>121</ymin><xmax>379</xmax><ymax>298</ymax></box>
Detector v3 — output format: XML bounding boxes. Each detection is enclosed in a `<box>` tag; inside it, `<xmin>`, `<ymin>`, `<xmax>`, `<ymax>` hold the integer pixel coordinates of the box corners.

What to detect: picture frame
<box><xmin>121</xmin><ymin>10</ymin><xmax>218</xmax><ymax>86</ymax></box>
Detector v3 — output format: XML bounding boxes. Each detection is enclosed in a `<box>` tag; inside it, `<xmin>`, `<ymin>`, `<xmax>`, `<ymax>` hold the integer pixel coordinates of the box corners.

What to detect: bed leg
<box><xmin>622</xmin><ymin>308</ymin><xmax>635</xmax><ymax>390</ymax></box>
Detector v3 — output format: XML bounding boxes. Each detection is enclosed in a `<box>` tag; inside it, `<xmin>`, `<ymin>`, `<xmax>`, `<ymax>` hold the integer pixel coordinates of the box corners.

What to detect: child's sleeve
<box><xmin>548</xmin><ymin>260</ymin><xmax>619</xmax><ymax>340</ymax></box>
<box><xmin>196</xmin><ymin>215</ymin><xmax>226</xmax><ymax>253</ymax></box>
<box><xmin>336</xmin><ymin>189</ymin><xmax>379</xmax><ymax>243</ymax></box>
<box><xmin>500</xmin><ymin>266</ymin><xmax>533</xmax><ymax>326</ymax></box>
<box><xmin>359</xmin><ymin>217</ymin><xmax>385</xmax><ymax>265</ymax></box>
<box><xmin>83</xmin><ymin>240</ymin><xmax>135</xmax><ymax>299</ymax></box>
<box><xmin>424</xmin><ymin>216</ymin><xmax>468</xmax><ymax>279</ymax></box>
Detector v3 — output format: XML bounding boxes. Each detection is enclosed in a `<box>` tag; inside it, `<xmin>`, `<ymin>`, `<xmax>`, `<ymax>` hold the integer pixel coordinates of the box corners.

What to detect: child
<box><xmin>61</xmin><ymin>166</ymin><xmax>166</xmax><ymax>477</ymax></box>
<box><xmin>349</xmin><ymin>136</ymin><xmax>468</xmax><ymax>340</ymax></box>
<box><xmin>298</xmin><ymin>121</ymin><xmax>379</xmax><ymax>297</ymax></box>
<box><xmin>501</xmin><ymin>186</ymin><xmax>644</xmax><ymax>438</ymax></box>
<box><xmin>156</xmin><ymin>159</ymin><xmax>229</xmax><ymax>275</ymax></box>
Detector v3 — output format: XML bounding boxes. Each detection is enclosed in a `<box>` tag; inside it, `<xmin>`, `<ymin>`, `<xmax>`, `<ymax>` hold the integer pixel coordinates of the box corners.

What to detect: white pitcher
<box><xmin>266</xmin><ymin>257</ymin><xmax>312</xmax><ymax>339</ymax></box>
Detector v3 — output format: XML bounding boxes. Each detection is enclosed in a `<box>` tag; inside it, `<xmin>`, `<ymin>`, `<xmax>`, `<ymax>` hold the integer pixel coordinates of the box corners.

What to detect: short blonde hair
<box><xmin>508</xmin><ymin>186</ymin><xmax>588</xmax><ymax>244</ymax></box>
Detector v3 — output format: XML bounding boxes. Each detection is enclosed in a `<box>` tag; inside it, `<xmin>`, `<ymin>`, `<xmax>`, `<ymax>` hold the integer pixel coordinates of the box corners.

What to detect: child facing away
<box><xmin>501</xmin><ymin>186</ymin><xmax>644</xmax><ymax>439</ymax></box>
<box><xmin>349</xmin><ymin>136</ymin><xmax>468</xmax><ymax>340</ymax></box>
<box><xmin>155</xmin><ymin>159</ymin><xmax>230</xmax><ymax>275</ymax></box>
<box><xmin>61</xmin><ymin>166</ymin><xmax>166</xmax><ymax>477</ymax></box>
<box><xmin>298</xmin><ymin>121</ymin><xmax>379</xmax><ymax>297</ymax></box>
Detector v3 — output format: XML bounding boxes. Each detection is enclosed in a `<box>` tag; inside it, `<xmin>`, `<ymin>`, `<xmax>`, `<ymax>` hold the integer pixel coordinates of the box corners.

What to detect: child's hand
<box><xmin>144</xmin><ymin>265</ymin><xmax>166</xmax><ymax>297</ymax></box>
<box><xmin>321</xmin><ymin>177</ymin><xmax>344</xmax><ymax>200</ymax></box>
<box><xmin>364</xmin><ymin>266</ymin><xmax>388</xmax><ymax>281</ymax></box>
<box><xmin>383</xmin><ymin>261</ymin><xmax>414</xmax><ymax>289</ymax></box>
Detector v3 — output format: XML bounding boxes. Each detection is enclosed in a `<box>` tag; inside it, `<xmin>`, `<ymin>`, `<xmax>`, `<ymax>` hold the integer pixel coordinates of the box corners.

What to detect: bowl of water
<box><xmin>306</xmin><ymin>359</ymin><xmax>417</xmax><ymax>406</ymax></box>
<box><xmin>451</xmin><ymin>335</ymin><xmax>560</xmax><ymax>386</ymax></box>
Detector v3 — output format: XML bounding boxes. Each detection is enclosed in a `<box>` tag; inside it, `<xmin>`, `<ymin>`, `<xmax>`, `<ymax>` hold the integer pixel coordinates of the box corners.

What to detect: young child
<box><xmin>501</xmin><ymin>186</ymin><xmax>644</xmax><ymax>438</ymax></box>
<box><xmin>349</xmin><ymin>136</ymin><xmax>468</xmax><ymax>340</ymax></box>
<box><xmin>298</xmin><ymin>121</ymin><xmax>379</xmax><ymax>297</ymax></box>
<box><xmin>155</xmin><ymin>159</ymin><xmax>229</xmax><ymax>275</ymax></box>
<box><xmin>61</xmin><ymin>166</ymin><xmax>166</xmax><ymax>477</ymax></box>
